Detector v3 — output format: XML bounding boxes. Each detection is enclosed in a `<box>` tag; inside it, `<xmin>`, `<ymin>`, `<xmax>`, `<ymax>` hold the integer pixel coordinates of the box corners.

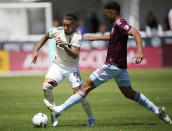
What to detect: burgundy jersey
<box><xmin>105</xmin><ymin>18</ymin><xmax>132</xmax><ymax>69</ymax></box>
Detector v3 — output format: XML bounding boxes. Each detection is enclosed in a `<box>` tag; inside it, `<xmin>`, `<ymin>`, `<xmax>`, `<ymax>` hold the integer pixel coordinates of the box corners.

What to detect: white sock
<box><xmin>136</xmin><ymin>93</ymin><xmax>159</xmax><ymax>115</ymax></box>
<box><xmin>60</xmin><ymin>91</ymin><xmax>85</xmax><ymax>112</ymax></box>
<box><xmin>43</xmin><ymin>83</ymin><xmax>55</xmax><ymax>107</ymax></box>
<box><xmin>81</xmin><ymin>98</ymin><xmax>94</xmax><ymax>120</ymax></box>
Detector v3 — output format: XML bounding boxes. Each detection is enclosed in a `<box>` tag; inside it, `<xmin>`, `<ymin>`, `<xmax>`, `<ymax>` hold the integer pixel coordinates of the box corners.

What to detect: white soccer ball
<box><xmin>32</xmin><ymin>113</ymin><xmax>48</xmax><ymax>128</ymax></box>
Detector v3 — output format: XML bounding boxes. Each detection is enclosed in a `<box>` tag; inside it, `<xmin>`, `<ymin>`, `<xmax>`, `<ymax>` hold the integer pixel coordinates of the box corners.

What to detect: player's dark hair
<box><xmin>104</xmin><ymin>2</ymin><xmax>120</xmax><ymax>14</ymax></box>
<box><xmin>64</xmin><ymin>13</ymin><xmax>78</xmax><ymax>22</ymax></box>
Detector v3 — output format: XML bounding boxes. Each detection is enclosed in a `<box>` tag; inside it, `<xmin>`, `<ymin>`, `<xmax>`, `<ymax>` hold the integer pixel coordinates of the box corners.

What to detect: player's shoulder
<box><xmin>115</xmin><ymin>18</ymin><xmax>131</xmax><ymax>31</ymax></box>
<box><xmin>74</xmin><ymin>29</ymin><xmax>81</xmax><ymax>36</ymax></box>
<box><xmin>56</xmin><ymin>26</ymin><xmax>64</xmax><ymax>30</ymax></box>
<box><xmin>50</xmin><ymin>26</ymin><xmax>64</xmax><ymax>33</ymax></box>
<box><xmin>115</xmin><ymin>18</ymin><xmax>128</xmax><ymax>26</ymax></box>
<box><xmin>73</xmin><ymin>29</ymin><xmax>82</xmax><ymax>38</ymax></box>
<box><xmin>48</xmin><ymin>26</ymin><xmax>64</xmax><ymax>38</ymax></box>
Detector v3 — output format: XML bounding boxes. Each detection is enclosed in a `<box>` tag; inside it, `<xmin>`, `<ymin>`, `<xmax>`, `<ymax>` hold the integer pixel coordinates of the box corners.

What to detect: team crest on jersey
<box><xmin>124</xmin><ymin>25</ymin><xmax>129</xmax><ymax>30</ymax></box>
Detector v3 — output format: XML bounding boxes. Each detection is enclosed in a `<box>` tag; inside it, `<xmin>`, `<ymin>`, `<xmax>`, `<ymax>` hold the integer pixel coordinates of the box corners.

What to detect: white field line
<box><xmin>0</xmin><ymin>71</ymin><xmax>47</xmax><ymax>77</ymax></box>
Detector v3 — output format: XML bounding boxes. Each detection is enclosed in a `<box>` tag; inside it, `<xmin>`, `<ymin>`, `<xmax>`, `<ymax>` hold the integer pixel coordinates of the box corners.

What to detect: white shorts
<box><xmin>45</xmin><ymin>62</ymin><xmax>82</xmax><ymax>88</ymax></box>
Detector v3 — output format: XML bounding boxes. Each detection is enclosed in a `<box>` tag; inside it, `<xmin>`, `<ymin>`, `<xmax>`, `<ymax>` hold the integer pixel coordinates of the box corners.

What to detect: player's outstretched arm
<box><xmin>84</xmin><ymin>34</ymin><xmax>110</xmax><ymax>41</ymax></box>
<box><xmin>128</xmin><ymin>27</ymin><xmax>143</xmax><ymax>64</ymax></box>
<box><xmin>31</xmin><ymin>33</ymin><xmax>49</xmax><ymax>64</ymax></box>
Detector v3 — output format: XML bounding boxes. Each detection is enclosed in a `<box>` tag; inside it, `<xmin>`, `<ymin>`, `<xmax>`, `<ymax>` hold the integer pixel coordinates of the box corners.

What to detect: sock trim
<box><xmin>134</xmin><ymin>92</ymin><xmax>140</xmax><ymax>101</ymax></box>
<box><xmin>77</xmin><ymin>91</ymin><xmax>86</xmax><ymax>97</ymax></box>
<box><xmin>43</xmin><ymin>83</ymin><xmax>53</xmax><ymax>90</ymax></box>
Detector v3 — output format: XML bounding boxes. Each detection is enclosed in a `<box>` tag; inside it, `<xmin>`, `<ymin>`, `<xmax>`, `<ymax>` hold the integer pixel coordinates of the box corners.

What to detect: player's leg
<box><xmin>43</xmin><ymin>78</ymin><xmax>59</xmax><ymax>127</ymax></box>
<box><xmin>116</xmin><ymin>69</ymin><xmax>160</xmax><ymax>114</ymax></box>
<box><xmin>44</xmin><ymin>63</ymin><xmax>65</xmax><ymax>126</ymax></box>
<box><xmin>49</xmin><ymin>64</ymin><xmax>111</xmax><ymax>115</ymax></box>
<box><xmin>65</xmin><ymin>66</ymin><xmax>95</xmax><ymax>126</ymax></box>
<box><xmin>119</xmin><ymin>86</ymin><xmax>160</xmax><ymax>114</ymax></box>
<box><xmin>43</xmin><ymin>63</ymin><xmax>64</xmax><ymax>107</ymax></box>
<box><xmin>73</xmin><ymin>87</ymin><xmax>95</xmax><ymax>126</ymax></box>
<box><xmin>116</xmin><ymin>69</ymin><xmax>172</xmax><ymax>124</ymax></box>
<box><xmin>119</xmin><ymin>86</ymin><xmax>172</xmax><ymax>124</ymax></box>
<box><xmin>49</xmin><ymin>77</ymin><xmax>96</xmax><ymax>114</ymax></box>
<box><xmin>43</xmin><ymin>78</ymin><xmax>57</xmax><ymax>107</ymax></box>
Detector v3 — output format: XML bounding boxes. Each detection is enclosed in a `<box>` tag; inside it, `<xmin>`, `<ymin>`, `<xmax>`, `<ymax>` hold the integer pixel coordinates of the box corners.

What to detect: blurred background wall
<box><xmin>0</xmin><ymin>0</ymin><xmax>172</xmax><ymax>39</ymax></box>
<box><xmin>0</xmin><ymin>0</ymin><xmax>172</xmax><ymax>75</ymax></box>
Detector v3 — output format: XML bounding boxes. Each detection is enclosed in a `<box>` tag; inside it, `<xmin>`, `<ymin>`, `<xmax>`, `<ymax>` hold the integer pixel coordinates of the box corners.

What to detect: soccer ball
<box><xmin>32</xmin><ymin>113</ymin><xmax>48</xmax><ymax>128</ymax></box>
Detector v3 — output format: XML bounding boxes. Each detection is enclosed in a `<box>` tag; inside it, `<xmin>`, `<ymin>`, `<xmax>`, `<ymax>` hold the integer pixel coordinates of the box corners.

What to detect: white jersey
<box><xmin>48</xmin><ymin>27</ymin><xmax>82</xmax><ymax>67</ymax></box>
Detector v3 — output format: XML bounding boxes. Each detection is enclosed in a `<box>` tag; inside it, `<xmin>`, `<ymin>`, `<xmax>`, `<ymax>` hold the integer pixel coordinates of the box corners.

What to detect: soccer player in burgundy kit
<box><xmin>48</xmin><ymin>2</ymin><xmax>172</xmax><ymax>124</ymax></box>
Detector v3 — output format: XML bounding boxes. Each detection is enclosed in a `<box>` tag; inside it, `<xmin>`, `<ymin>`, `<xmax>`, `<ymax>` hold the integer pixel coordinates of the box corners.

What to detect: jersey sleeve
<box><xmin>118</xmin><ymin>19</ymin><xmax>132</xmax><ymax>34</ymax></box>
<box><xmin>71</xmin><ymin>31</ymin><xmax>82</xmax><ymax>48</ymax></box>
<box><xmin>48</xmin><ymin>27</ymin><xmax>63</xmax><ymax>39</ymax></box>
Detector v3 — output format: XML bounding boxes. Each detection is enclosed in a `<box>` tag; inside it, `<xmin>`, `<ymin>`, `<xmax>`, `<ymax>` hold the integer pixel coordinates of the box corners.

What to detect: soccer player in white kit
<box><xmin>31</xmin><ymin>14</ymin><xmax>95</xmax><ymax>126</ymax></box>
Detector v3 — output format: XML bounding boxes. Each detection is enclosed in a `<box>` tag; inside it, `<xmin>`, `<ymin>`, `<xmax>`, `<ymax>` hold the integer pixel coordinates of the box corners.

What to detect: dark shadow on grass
<box><xmin>57</xmin><ymin>123</ymin><xmax>86</xmax><ymax>127</ymax></box>
<box><xmin>109</xmin><ymin>122</ymin><xmax>157</xmax><ymax>126</ymax></box>
<box><xmin>56</xmin><ymin>122</ymin><xmax>157</xmax><ymax>127</ymax></box>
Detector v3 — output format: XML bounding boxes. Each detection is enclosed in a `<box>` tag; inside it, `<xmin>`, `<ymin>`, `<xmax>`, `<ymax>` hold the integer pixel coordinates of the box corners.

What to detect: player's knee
<box><xmin>81</xmin><ymin>79</ymin><xmax>95</xmax><ymax>94</ymax></box>
<box><xmin>73</xmin><ymin>88</ymin><xmax>80</xmax><ymax>94</ymax></box>
<box><xmin>43</xmin><ymin>82</ymin><xmax>53</xmax><ymax>91</ymax></box>
<box><xmin>81</xmin><ymin>98</ymin><xmax>90</xmax><ymax>106</ymax></box>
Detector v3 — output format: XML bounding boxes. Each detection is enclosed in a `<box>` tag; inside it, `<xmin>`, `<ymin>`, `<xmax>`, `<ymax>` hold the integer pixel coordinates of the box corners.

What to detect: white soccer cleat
<box><xmin>159</xmin><ymin>107</ymin><xmax>172</xmax><ymax>124</ymax></box>
<box><xmin>48</xmin><ymin>105</ymin><xmax>62</xmax><ymax>117</ymax></box>
<box><xmin>51</xmin><ymin>112</ymin><xmax>58</xmax><ymax>127</ymax></box>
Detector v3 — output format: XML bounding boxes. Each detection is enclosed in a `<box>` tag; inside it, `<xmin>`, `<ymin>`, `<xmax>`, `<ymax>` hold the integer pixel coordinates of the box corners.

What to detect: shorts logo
<box><xmin>97</xmin><ymin>66</ymin><xmax>107</xmax><ymax>75</ymax></box>
<box><xmin>97</xmin><ymin>68</ymin><xmax>105</xmax><ymax>75</ymax></box>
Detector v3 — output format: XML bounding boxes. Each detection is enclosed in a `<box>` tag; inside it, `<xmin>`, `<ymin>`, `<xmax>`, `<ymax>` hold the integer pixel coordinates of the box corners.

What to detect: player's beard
<box><xmin>106</xmin><ymin>16</ymin><xmax>115</xmax><ymax>24</ymax></box>
<box><xmin>64</xmin><ymin>31</ymin><xmax>71</xmax><ymax>35</ymax></box>
<box><xmin>64</xmin><ymin>29</ymin><xmax>75</xmax><ymax>35</ymax></box>
<box><xmin>105</xmin><ymin>14</ymin><xmax>114</xmax><ymax>24</ymax></box>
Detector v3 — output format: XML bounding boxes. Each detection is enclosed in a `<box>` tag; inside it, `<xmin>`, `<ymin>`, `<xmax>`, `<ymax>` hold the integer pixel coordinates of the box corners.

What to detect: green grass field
<box><xmin>0</xmin><ymin>69</ymin><xmax>172</xmax><ymax>131</ymax></box>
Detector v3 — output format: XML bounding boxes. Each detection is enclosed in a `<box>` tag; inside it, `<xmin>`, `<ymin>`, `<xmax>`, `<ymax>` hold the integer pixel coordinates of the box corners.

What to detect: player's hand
<box><xmin>132</xmin><ymin>51</ymin><xmax>143</xmax><ymax>64</ymax></box>
<box><xmin>31</xmin><ymin>51</ymin><xmax>38</xmax><ymax>64</ymax></box>
<box><xmin>84</xmin><ymin>35</ymin><xmax>96</xmax><ymax>41</ymax></box>
<box><xmin>56</xmin><ymin>38</ymin><xmax>65</xmax><ymax>48</ymax></box>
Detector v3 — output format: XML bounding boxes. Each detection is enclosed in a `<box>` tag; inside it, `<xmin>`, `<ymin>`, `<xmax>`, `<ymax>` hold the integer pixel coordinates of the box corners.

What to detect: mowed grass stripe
<box><xmin>0</xmin><ymin>68</ymin><xmax>172</xmax><ymax>131</ymax></box>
